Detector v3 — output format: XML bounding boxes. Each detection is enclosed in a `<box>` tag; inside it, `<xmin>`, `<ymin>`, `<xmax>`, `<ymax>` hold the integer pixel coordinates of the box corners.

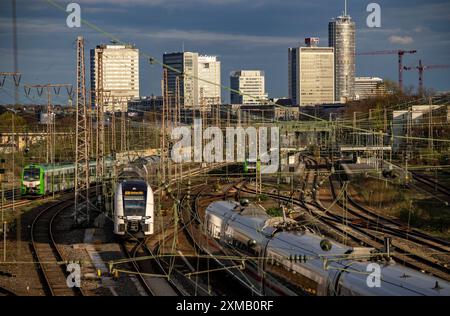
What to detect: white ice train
<box><xmin>205</xmin><ymin>201</ymin><xmax>450</xmax><ymax>296</ymax></box>
<box><xmin>113</xmin><ymin>179</ymin><xmax>154</xmax><ymax>238</ymax></box>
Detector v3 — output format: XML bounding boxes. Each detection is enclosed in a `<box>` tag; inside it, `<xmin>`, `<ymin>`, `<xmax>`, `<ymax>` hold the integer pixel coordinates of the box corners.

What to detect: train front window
<box><xmin>24</xmin><ymin>168</ymin><xmax>40</xmax><ymax>181</ymax></box>
<box><xmin>123</xmin><ymin>191</ymin><xmax>146</xmax><ymax>216</ymax></box>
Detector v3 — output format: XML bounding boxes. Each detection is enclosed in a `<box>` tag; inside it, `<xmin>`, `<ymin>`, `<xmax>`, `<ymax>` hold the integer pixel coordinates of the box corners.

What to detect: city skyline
<box><xmin>0</xmin><ymin>0</ymin><xmax>450</xmax><ymax>105</ymax></box>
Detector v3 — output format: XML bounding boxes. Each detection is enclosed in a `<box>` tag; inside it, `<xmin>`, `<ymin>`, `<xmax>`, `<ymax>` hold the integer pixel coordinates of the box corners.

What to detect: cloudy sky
<box><xmin>1</xmin><ymin>0</ymin><xmax>449</xmax><ymax>104</ymax></box>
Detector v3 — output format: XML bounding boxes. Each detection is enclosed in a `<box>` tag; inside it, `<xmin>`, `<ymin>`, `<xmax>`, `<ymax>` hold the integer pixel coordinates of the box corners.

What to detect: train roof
<box><xmin>23</xmin><ymin>163</ymin><xmax>86</xmax><ymax>172</ymax></box>
<box><xmin>206</xmin><ymin>201</ymin><xmax>450</xmax><ymax>296</ymax></box>
<box><xmin>23</xmin><ymin>158</ymin><xmax>114</xmax><ymax>172</ymax></box>
<box><xmin>120</xmin><ymin>179</ymin><xmax>148</xmax><ymax>187</ymax></box>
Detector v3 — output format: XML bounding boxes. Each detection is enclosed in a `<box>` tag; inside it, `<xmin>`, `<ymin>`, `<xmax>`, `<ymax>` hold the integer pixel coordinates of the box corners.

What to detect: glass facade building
<box><xmin>329</xmin><ymin>15</ymin><xmax>355</xmax><ymax>103</ymax></box>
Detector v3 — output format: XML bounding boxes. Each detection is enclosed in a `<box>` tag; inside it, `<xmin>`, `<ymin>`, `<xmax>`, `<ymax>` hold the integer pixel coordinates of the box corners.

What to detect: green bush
<box><xmin>267</xmin><ymin>207</ymin><xmax>283</xmax><ymax>217</ymax></box>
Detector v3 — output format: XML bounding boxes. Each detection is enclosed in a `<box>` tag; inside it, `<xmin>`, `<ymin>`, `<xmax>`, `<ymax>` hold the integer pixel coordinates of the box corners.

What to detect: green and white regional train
<box><xmin>21</xmin><ymin>160</ymin><xmax>113</xmax><ymax>196</ymax></box>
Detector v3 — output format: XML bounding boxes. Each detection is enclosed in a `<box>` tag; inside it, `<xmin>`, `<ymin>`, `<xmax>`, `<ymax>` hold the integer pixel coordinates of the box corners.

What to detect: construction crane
<box><xmin>357</xmin><ymin>50</ymin><xmax>417</xmax><ymax>93</ymax></box>
<box><xmin>404</xmin><ymin>60</ymin><xmax>450</xmax><ymax>97</ymax></box>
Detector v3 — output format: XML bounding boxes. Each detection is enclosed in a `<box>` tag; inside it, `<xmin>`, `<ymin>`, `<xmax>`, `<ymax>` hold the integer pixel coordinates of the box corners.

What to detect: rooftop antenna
<box><xmin>344</xmin><ymin>0</ymin><xmax>348</xmax><ymax>16</ymax></box>
<box><xmin>182</xmin><ymin>42</ymin><xmax>185</xmax><ymax>52</ymax></box>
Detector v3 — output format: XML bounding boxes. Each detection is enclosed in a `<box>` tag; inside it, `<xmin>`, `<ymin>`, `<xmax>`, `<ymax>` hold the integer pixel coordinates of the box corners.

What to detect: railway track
<box><xmin>303</xmin><ymin>157</ymin><xmax>450</xmax><ymax>249</ymax></box>
<box><xmin>309</xmin><ymin>158</ymin><xmax>450</xmax><ymax>277</ymax></box>
<box><xmin>239</xmin><ymin>182</ymin><xmax>450</xmax><ymax>282</ymax></box>
<box><xmin>411</xmin><ymin>172</ymin><xmax>450</xmax><ymax>202</ymax></box>
<box><xmin>330</xmin><ymin>177</ymin><xmax>450</xmax><ymax>253</ymax></box>
<box><xmin>107</xmin><ymin>163</ymin><xmax>238</xmax><ymax>296</ymax></box>
<box><xmin>236</xmin><ymin>156</ymin><xmax>450</xmax><ymax>282</ymax></box>
<box><xmin>1</xmin><ymin>188</ymin><xmax>21</xmax><ymax>201</ymax></box>
<box><xmin>1</xmin><ymin>191</ymin><xmax>69</xmax><ymax>211</ymax></box>
<box><xmin>120</xmin><ymin>240</ymin><xmax>158</xmax><ymax>296</ymax></box>
<box><xmin>30</xmin><ymin>197</ymin><xmax>85</xmax><ymax>296</ymax></box>
<box><xmin>1</xmin><ymin>199</ymin><xmax>33</xmax><ymax>210</ymax></box>
<box><xmin>178</xmin><ymin>178</ymin><xmax>262</xmax><ymax>296</ymax></box>
<box><xmin>0</xmin><ymin>286</ymin><xmax>17</xmax><ymax>296</ymax></box>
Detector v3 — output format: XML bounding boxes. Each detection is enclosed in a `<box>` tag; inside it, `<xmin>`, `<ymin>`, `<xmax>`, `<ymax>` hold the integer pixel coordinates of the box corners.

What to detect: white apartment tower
<box><xmin>90</xmin><ymin>44</ymin><xmax>139</xmax><ymax>112</ymax></box>
<box><xmin>198</xmin><ymin>55</ymin><xmax>221</xmax><ymax>106</ymax></box>
<box><xmin>289</xmin><ymin>38</ymin><xmax>335</xmax><ymax>106</ymax></box>
<box><xmin>230</xmin><ymin>70</ymin><xmax>268</xmax><ymax>105</ymax></box>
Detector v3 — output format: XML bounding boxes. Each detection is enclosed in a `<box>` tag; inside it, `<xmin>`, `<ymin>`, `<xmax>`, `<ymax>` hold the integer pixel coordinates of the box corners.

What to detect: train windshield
<box><xmin>23</xmin><ymin>168</ymin><xmax>40</xmax><ymax>181</ymax></box>
<box><xmin>123</xmin><ymin>191</ymin><xmax>146</xmax><ymax>216</ymax></box>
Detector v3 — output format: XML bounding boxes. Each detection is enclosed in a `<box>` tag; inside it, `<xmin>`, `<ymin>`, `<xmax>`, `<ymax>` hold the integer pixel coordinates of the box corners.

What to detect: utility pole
<box><xmin>111</xmin><ymin>96</ymin><xmax>131</xmax><ymax>153</ymax></box>
<box><xmin>2</xmin><ymin>221</ymin><xmax>5</xmax><ymax>262</ymax></box>
<box><xmin>24</xmin><ymin>84</ymin><xmax>73</xmax><ymax>164</ymax></box>
<box><xmin>216</xmin><ymin>103</ymin><xmax>220</xmax><ymax>127</ymax></box>
<box><xmin>95</xmin><ymin>50</ymin><xmax>106</xmax><ymax>209</ymax></box>
<box><xmin>161</xmin><ymin>68</ymin><xmax>169</xmax><ymax>183</ymax></box>
<box><xmin>0</xmin><ymin>72</ymin><xmax>21</xmax><ymax>88</ymax></box>
<box><xmin>428</xmin><ymin>103</ymin><xmax>433</xmax><ymax>151</ymax></box>
<box><xmin>111</xmin><ymin>106</ymin><xmax>116</xmax><ymax>153</ymax></box>
<box><xmin>88</xmin><ymin>90</ymin><xmax>95</xmax><ymax>159</ymax></box>
<box><xmin>0</xmin><ymin>72</ymin><xmax>21</xmax><ymax>241</ymax></box>
<box><xmin>74</xmin><ymin>36</ymin><xmax>91</xmax><ymax>224</ymax></box>
<box><xmin>0</xmin><ymin>161</ymin><xmax>5</xmax><ymax>262</ymax></box>
<box><xmin>352</xmin><ymin>111</ymin><xmax>357</xmax><ymax>146</ymax></box>
<box><xmin>405</xmin><ymin>108</ymin><xmax>412</xmax><ymax>183</ymax></box>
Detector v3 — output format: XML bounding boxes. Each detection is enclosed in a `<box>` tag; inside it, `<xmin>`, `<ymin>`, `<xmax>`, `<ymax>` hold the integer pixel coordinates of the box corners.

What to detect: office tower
<box><xmin>163</xmin><ymin>52</ymin><xmax>199</xmax><ymax>109</ymax></box>
<box><xmin>329</xmin><ymin>2</ymin><xmax>356</xmax><ymax>103</ymax></box>
<box><xmin>230</xmin><ymin>70</ymin><xmax>268</xmax><ymax>105</ymax></box>
<box><xmin>355</xmin><ymin>77</ymin><xmax>386</xmax><ymax>100</ymax></box>
<box><xmin>163</xmin><ymin>52</ymin><xmax>221</xmax><ymax>109</ymax></box>
<box><xmin>289</xmin><ymin>38</ymin><xmax>335</xmax><ymax>106</ymax></box>
<box><xmin>198</xmin><ymin>55</ymin><xmax>221</xmax><ymax>106</ymax></box>
<box><xmin>90</xmin><ymin>43</ymin><xmax>139</xmax><ymax>112</ymax></box>
<box><xmin>288</xmin><ymin>47</ymin><xmax>298</xmax><ymax>105</ymax></box>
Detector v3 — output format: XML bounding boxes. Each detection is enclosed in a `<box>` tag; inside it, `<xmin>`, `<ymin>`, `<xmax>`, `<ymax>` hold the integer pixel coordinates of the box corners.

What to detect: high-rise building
<box><xmin>230</xmin><ymin>70</ymin><xmax>268</xmax><ymax>105</ymax></box>
<box><xmin>329</xmin><ymin>3</ymin><xmax>356</xmax><ymax>103</ymax></box>
<box><xmin>289</xmin><ymin>38</ymin><xmax>335</xmax><ymax>106</ymax></box>
<box><xmin>90</xmin><ymin>44</ymin><xmax>139</xmax><ymax>112</ymax></box>
<box><xmin>163</xmin><ymin>52</ymin><xmax>221</xmax><ymax>109</ymax></box>
<box><xmin>163</xmin><ymin>52</ymin><xmax>199</xmax><ymax>109</ymax></box>
<box><xmin>288</xmin><ymin>48</ymin><xmax>298</xmax><ymax>106</ymax></box>
<box><xmin>355</xmin><ymin>77</ymin><xmax>386</xmax><ymax>100</ymax></box>
<box><xmin>198</xmin><ymin>55</ymin><xmax>221</xmax><ymax>106</ymax></box>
